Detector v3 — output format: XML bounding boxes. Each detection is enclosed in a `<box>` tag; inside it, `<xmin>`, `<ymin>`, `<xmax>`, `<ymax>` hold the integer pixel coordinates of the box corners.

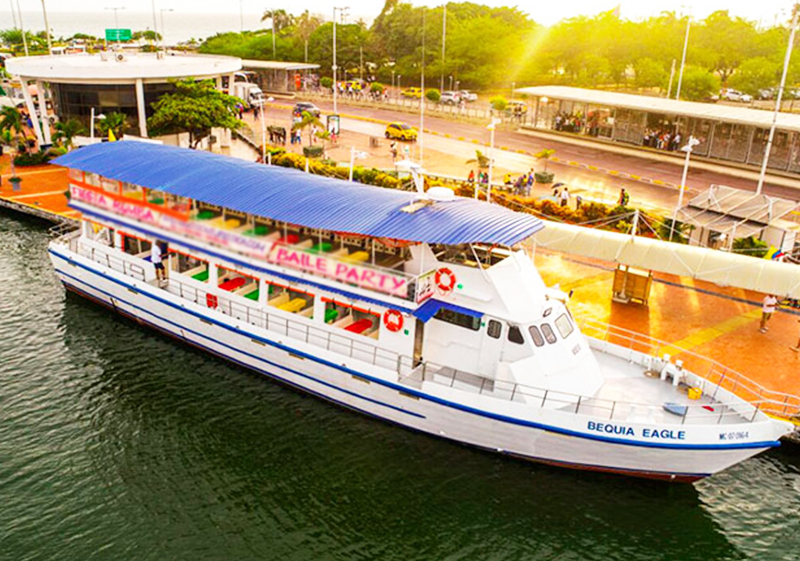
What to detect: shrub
<box><xmin>534</xmin><ymin>171</ymin><xmax>554</xmax><ymax>183</ymax></box>
<box><xmin>320</xmin><ymin>77</ymin><xmax>333</xmax><ymax>89</ymax></box>
<box><xmin>490</xmin><ymin>96</ymin><xmax>507</xmax><ymax>111</ymax></box>
<box><xmin>14</xmin><ymin>150</ymin><xmax>52</xmax><ymax>166</ymax></box>
<box><xmin>303</xmin><ymin>145</ymin><xmax>324</xmax><ymax>158</ymax></box>
<box><xmin>370</xmin><ymin>82</ymin><xmax>384</xmax><ymax>93</ymax></box>
<box><xmin>425</xmin><ymin>88</ymin><xmax>441</xmax><ymax>102</ymax></box>
<box><xmin>732</xmin><ymin>236</ymin><xmax>769</xmax><ymax>258</ymax></box>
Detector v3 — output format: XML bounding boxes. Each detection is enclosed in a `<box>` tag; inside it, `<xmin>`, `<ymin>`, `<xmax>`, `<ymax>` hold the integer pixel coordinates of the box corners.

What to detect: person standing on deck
<box><xmin>760</xmin><ymin>294</ymin><xmax>779</xmax><ymax>333</ymax></box>
<box><xmin>152</xmin><ymin>240</ymin><xmax>166</xmax><ymax>283</ymax></box>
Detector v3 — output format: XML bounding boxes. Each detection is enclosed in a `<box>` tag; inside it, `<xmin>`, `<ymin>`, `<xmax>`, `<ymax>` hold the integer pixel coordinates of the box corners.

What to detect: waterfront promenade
<box><xmin>2</xmin><ymin>153</ymin><xmax>798</xmax><ymax>410</ymax></box>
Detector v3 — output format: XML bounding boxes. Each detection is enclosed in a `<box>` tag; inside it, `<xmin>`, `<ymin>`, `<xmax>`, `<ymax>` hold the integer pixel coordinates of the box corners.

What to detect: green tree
<box><xmin>293</xmin><ymin>10</ymin><xmax>323</xmax><ymax>63</ymax></box>
<box><xmin>147</xmin><ymin>79</ymin><xmax>242</xmax><ymax>149</ymax></box>
<box><xmin>425</xmin><ymin>88</ymin><xmax>440</xmax><ymax>102</ymax></box>
<box><xmin>95</xmin><ymin>112</ymin><xmax>129</xmax><ymax>139</ymax></box>
<box><xmin>729</xmin><ymin>57</ymin><xmax>780</xmax><ymax>95</ymax></box>
<box><xmin>490</xmin><ymin>96</ymin><xmax>507</xmax><ymax>111</ymax></box>
<box><xmin>0</xmin><ymin>106</ymin><xmax>26</xmax><ymax>179</ymax></box>
<box><xmin>677</xmin><ymin>65</ymin><xmax>721</xmax><ymax>101</ymax></box>
<box><xmin>53</xmin><ymin>118</ymin><xmax>86</xmax><ymax>150</ymax></box>
<box><xmin>634</xmin><ymin>58</ymin><xmax>668</xmax><ymax>89</ymax></box>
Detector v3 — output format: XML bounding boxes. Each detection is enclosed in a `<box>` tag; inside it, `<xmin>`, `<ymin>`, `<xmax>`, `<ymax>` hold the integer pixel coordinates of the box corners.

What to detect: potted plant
<box><xmin>534</xmin><ymin>148</ymin><xmax>556</xmax><ymax>183</ymax></box>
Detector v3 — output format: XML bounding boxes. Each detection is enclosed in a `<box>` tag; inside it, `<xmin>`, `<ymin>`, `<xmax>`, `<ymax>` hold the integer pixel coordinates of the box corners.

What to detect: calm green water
<box><xmin>2</xmin><ymin>213</ymin><xmax>800</xmax><ymax>561</ymax></box>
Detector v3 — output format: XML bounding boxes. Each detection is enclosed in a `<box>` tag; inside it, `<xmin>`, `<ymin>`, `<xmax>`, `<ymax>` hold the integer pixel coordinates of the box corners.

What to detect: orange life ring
<box><xmin>435</xmin><ymin>267</ymin><xmax>456</xmax><ymax>293</ymax></box>
<box><xmin>383</xmin><ymin>309</ymin><xmax>404</xmax><ymax>332</ymax></box>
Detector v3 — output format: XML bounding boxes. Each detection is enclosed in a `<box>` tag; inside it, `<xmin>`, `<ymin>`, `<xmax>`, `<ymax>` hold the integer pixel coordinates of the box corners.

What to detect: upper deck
<box><xmin>54</xmin><ymin>141</ymin><xmax>544</xmax><ymax>306</ymax></box>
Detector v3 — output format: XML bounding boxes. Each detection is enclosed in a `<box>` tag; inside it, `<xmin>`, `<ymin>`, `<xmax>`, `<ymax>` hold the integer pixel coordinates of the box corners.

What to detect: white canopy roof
<box><xmin>242</xmin><ymin>60</ymin><xmax>320</xmax><ymax>71</ymax></box>
<box><xmin>517</xmin><ymin>86</ymin><xmax>800</xmax><ymax>133</ymax></box>
<box><xmin>533</xmin><ymin>220</ymin><xmax>800</xmax><ymax>298</ymax></box>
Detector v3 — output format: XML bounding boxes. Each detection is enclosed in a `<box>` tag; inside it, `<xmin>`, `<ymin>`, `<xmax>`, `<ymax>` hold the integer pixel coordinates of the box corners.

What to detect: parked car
<box><xmin>293</xmin><ymin>102</ymin><xmax>321</xmax><ymax>118</ymax></box>
<box><xmin>385</xmin><ymin>122</ymin><xmax>418</xmax><ymax>141</ymax></box>
<box><xmin>401</xmin><ymin>87</ymin><xmax>422</xmax><ymax>98</ymax></box>
<box><xmin>439</xmin><ymin>91</ymin><xmax>460</xmax><ymax>105</ymax></box>
<box><xmin>720</xmin><ymin>89</ymin><xmax>753</xmax><ymax>103</ymax></box>
<box><xmin>759</xmin><ymin>88</ymin><xmax>775</xmax><ymax>100</ymax></box>
<box><xmin>459</xmin><ymin>90</ymin><xmax>478</xmax><ymax>102</ymax></box>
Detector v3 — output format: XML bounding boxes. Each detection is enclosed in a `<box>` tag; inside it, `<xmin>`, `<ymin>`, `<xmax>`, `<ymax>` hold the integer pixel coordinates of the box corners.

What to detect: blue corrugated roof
<box><xmin>52</xmin><ymin>141</ymin><xmax>544</xmax><ymax>246</ymax></box>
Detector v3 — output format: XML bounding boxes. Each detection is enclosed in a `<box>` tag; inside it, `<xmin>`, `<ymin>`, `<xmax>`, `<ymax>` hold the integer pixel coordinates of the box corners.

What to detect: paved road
<box><xmin>298</xmin><ymin>98</ymin><xmax>800</xmax><ymax>204</ymax></box>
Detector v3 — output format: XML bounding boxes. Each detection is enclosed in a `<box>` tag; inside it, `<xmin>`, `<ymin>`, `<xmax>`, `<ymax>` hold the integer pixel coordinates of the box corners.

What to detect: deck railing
<box><xmin>53</xmin><ymin>234</ymin><xmax>800</xmax><ymax>425</ymax></box>
<box><xmin>579</xmin><ymin>318</ymin><xmax>800</xmax><ymax>421</ymax></box>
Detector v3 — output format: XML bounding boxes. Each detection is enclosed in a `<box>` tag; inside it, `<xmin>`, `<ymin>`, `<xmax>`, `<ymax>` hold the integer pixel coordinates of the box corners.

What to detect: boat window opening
<box><xmin>347</xmin><ymin>308</ymin><xmax>379</xmax><ymax>337</ymax></box>
<box><xmin>146</xmin><ymin>188</ymin><xmax>168</xmax><ymax>206</ymax></box>
<box><xmin>555</xmin><ymin>314</ymin><xmax>574</xmax><ymax>339</ymax></box>
<box><xmin>434</xmin><ymin>308</ymin><xmax>481</xmax><ymax>331</ymax></box>
<box><xmin>68</xmin><ymin>169</ymin><xmax>84</xmax><ymax>182</ymax></box>
<box><xmin>84</xmin><ymin>172</ymin><xmax>101</xmax><ymax>187</ymax></box>
<box><xmin>217</xmin><ymin>267</ymin><xmax>258</xmax><ymax>298</ymax></box>
<box><xmin>528</xmin><ymin>325</ymin><xmax>545</xmax><ymax>347</ymax></box>
<box><xmin>270</xmin><ymin>287</ymin><xmax>314</xmax><ymax>317</ymax></box>
<box><xmin>541</xmin><ymin>323</ymin><xmax>558</xmax><ymax>344</ymax></box>
<box><xmin>246</xmin><ymin>217</ymin><xmax>272</xmax><ymax>237</ymax></box>
<box><xmin>487</xmin><ymin>319</ymin><xmax>502</xmax><ymax>339</ymax></box>
<box><xmin>121</xmin><ymin>182</ymin><xmax>144</xmax><ymax>200</ymax></box>
<box><xmin>324</xmin><ymin>299</ymin><xmax>351</xmax><ymax>325</ymax></box>
<box><xmin>172</xmin><ymin>252</ymin><xmax>208</xmax><ymax>282</ymax></box>
<box><xmin>89</xmin><ymin>224</ymin><xmax>114</xmax><ymax>246</ymax></box>
<box><xmin>122</xmin><ymin>234</ymin><xmax>151</xmax><ymax>257</ymax></box>
<box><xmin>508</xmin><ymin>325</ymin><xmax>525</xmax><ymax>345</ymax></box>
<box><xmin>194</xmin><ymin>201</ymin><xmax>222</xmax><ymax>222</ymax></box>
<box><xmin>101</xmin><ymin>178</ymin><xmax>120</xmax><ymax>195</ymax></box>
<box><xmin>165</xmin><ymin>193</ymin><xmax>191</xmax><ymax>215</ymax></box>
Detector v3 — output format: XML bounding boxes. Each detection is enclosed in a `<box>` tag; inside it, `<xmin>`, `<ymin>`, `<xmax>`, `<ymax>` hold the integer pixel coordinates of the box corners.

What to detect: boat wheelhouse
<box><xmin>48</xmin><ymin>141</ymin><xmax>797</xmax><ymax>482</ymax></box>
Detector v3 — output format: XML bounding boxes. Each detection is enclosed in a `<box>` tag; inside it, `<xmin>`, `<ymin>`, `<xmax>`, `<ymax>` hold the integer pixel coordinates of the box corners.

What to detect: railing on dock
<box><xmin>52</xmin><ymin>233</ymin><xmax>800</xmax><ymax>426</ymax></box>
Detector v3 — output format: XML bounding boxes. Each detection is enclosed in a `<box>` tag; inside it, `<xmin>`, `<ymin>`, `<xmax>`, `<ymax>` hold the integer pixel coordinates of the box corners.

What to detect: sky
<box><xmin>8</xmin><ymin>0</ymin><xmax>796</xmax><ymax>27</ymax></box>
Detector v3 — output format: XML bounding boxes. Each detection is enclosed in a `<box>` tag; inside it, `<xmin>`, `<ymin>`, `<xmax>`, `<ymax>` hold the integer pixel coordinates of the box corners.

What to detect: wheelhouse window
<box><xmin>528</xmin><ymin>325</ymin><xmax>545</xmax><ymax>347</ymax></box>
<box><xmin>434</xmin><ymin>308</ymin><xmax>480</xmax><ymax>331</ymax></box>
<box><xmin>541</xmin><ymin>323</ymin><xmax>557</xmax><ymax>344</ymax></box>
<box><xmin>508</xmin><ymin>325</ymin><xmax>524</xmax><ymax>345</ymax></box>
<box><xmin>555</xmin><ymin>314</ymin><xmax>574</xmax><ymax>339</ymax></box>
<box><xmin>487</xmin><ymin>319</ymin><xmax>502</xmax><ymax>339</ymax></box>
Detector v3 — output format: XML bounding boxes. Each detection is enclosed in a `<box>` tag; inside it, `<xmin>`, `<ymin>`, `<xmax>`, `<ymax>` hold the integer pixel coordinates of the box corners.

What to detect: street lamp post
<box><xmin>391</xmin><ymin>70</ymin><xmax>395</xmax><ymax>90</ymax></box>
<box><xmin>676</xmin><ymin>13</ymin><xmax>691</xmax><ymax>100</ymax></box>
<box><xmin>332</xmin><ymin>6</ymin><xmax>349</xmax><ymax>115</ymax></box>
<box><xmin>15</xmin><ymin>0</ymin><xmax>28</xmax><ymax>56</ymax></box>
<box><xmin>449</xmin><ymin>75</ymin><xmax>453</xmax><ymax>91</ymax></box>
<box><xmin>440</xmin><ymin>3</ymin><xmax>446</xmax><ymax>93</ymax></box>
<box><xmin>670</xmin><ymin>135</ymin><xmax>700</xmax><ymax>241</ymax></box>
<box><xmin>239</xmin><ymin>0</ymin><xmax>244</xmax><ymax>34</ymax></box>
<box><xmin>511</xmin><ymin>81</ymin><xmax>515</xmax><ymax>100</ymax></box>
<box><xmin>105</xmin><ymin>7</ymin><xmax>125</xmax><ymax>46</ymax></box>
<box><xmin>160</xmin><ymin>9</ymin><xmax>173</xmax><ymax>50</ymax></box>
<box><xmin>756</xmin><ymin>6</ymin><xmax>799</xmax><ymax>196</ymax></box>
<box><xmin>40</xmin><ymin>0</ymin><xmax>52</xmax><ymax>55</ymax></box>
<box><xmin>486</xmin><ymin>118</ymin><xmax>500</xmax><ymax>202</ymax></box>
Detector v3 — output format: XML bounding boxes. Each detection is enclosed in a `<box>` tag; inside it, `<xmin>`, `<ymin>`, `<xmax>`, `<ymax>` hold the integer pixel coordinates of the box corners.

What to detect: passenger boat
<box><xmin>48</xmin><ymin>141</ymin><xmax>796</xmax><ymax>482</ymax></box>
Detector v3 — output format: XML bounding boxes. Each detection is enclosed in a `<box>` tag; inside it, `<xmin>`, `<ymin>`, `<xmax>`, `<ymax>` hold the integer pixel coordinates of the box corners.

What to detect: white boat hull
<box><xmin>49</xmin><ymin>246</ymin><xmax>785</xmax><ymax>482</ymax></box>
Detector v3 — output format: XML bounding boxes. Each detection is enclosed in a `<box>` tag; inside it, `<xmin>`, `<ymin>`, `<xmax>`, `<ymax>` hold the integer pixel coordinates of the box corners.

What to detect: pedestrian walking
<box><xmin>618</xmin><ymin>188</ymin><xmax>629</xmax><ymax>206</ymax></box>
<box><xmin>390</xmin><ymin>140</ymin><xmax>398</xmax><ymax>161</ymax></box>
<box><xmin>575</xmin><ymin>195</ymin><xmax>582</xmax><ymax>210</ymax></box>
<box><xmin>760</xmin><ymin>294</ymin><xmax>779</xmax><ymax>333</ymax></box>
<box><xmin>560</xmin><ymin>187</ymin><xmax>569</xmax><ymax>207</ymax></box>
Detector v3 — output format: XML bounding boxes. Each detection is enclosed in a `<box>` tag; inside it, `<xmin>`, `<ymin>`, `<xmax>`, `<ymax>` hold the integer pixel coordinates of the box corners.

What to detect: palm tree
<box><xmin>53</xmin><ymin>119</ymin><xmax>86</xmax><ymax>150</ymax></box>
<box><xmin>295</xmin><ymin>10</ymin><xmax>322</xmax><ymax>63</ymax></box>
<box><xmin>0</xmin><ymin>105</ymin><xmax>25</xmax><ymax>140</ymax></box>
<box><xmin>291</xmin><ymin>110</ymin><xmax>323</xmax><ymax>145</ymax></box>
<box><xmin>95</xmin><ymin>112</ymin><xmax>128</xmax><ymax>140</ymax></box>
<box><xmin>261</xmin><ymin>8</ymin><xmax>293</xmax><ymax>58</ymax></box>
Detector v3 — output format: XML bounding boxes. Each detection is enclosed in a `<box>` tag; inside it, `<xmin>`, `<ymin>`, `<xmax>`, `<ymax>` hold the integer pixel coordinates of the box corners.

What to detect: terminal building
<box><xmin>517</xmin><ymin>85</ymin><xmax>800</xmax><ymax>175</ymax></box>
<box><xmin>5</xmin><ymin>52</ymin><xmax>242</xmax><ymax>144</ymax></box>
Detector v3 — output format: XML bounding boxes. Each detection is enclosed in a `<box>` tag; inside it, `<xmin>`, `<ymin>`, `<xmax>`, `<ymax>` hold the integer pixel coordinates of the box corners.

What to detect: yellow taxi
<box><xmin>385</xmin><ymin>122</ymin><xmax>418</xmax><ymax>141</ymax></box>
<box><xmin>401</xmin><ymin>87</ymin><xmax>422</xmax><ymax>98</ymax></box>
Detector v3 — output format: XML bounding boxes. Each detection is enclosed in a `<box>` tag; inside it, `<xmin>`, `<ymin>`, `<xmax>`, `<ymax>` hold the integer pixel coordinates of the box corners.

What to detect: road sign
<box><xmin>105</xmin><ymin>29</ymin><xmax>132</xmax><ymax>42</ymax></box>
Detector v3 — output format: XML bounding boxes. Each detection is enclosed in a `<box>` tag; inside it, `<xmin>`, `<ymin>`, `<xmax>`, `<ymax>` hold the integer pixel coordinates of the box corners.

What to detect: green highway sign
<box><xmin>105</xmin><ymin>28</ymin><xmax>132</xmax><ymax>42</ymax></box>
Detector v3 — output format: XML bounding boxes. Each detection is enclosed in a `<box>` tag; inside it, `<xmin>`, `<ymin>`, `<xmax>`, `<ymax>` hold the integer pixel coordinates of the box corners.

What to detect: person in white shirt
<box><xmin>151</xmin><ymin>241</ymin><xmax>166</xmax><ymax>282</ymax></box>
<box><xmin>760</xmin><ymin>294</ymin><xmax>779</xmax><ymax>333</ymax></box>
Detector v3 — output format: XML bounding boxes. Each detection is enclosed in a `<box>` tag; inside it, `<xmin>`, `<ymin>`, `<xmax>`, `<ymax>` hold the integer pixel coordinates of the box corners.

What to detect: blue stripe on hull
<box><xmin>59</xmin><ymin>281</ymin><xmax>716</xmax><ymax>482</ymax></box>
<box><xmin>50</xmin><ymin>247</ymin><xmax>781</xmax><ymax>453</ymax></box>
